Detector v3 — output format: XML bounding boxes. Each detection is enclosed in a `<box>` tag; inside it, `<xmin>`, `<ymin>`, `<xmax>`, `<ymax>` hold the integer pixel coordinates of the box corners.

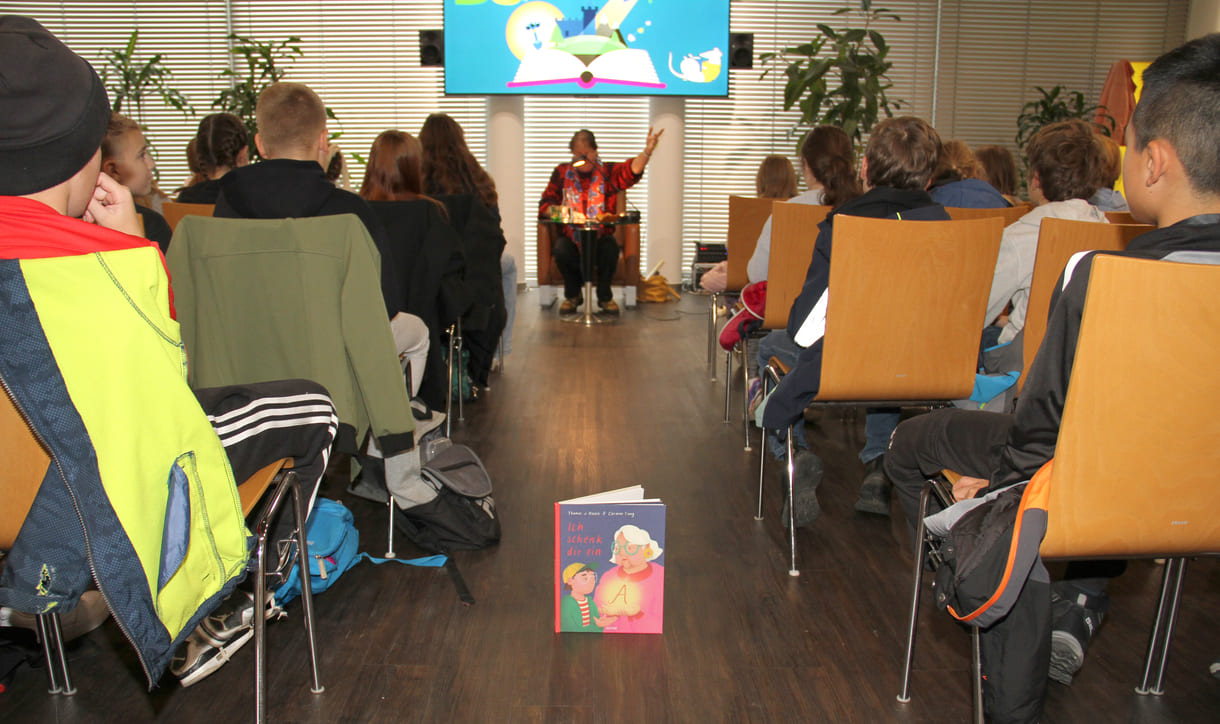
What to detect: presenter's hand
<box><xmin>643</xmin><ymin>126</ymin><xmax>665</xmax><ymax>156</ymax></box>
<box><xmin>83</xmin><ymin>172</ymin><xmax>143</xmax><ymax>237</ymax></box>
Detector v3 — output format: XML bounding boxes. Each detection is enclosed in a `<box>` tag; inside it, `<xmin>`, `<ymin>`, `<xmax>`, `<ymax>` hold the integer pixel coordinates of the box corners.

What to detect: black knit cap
<box><xmin>0</xmin><ymin>15</ymin><xmax>111</xmax><ymax>195</ymax></box>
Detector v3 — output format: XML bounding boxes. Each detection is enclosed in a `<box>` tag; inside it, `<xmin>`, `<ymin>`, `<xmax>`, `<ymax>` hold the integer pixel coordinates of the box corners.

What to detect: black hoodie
<box><xmin>214</xmin><ymin>158</ymin><xmax>400</xmax><ymax>315</ymax></box>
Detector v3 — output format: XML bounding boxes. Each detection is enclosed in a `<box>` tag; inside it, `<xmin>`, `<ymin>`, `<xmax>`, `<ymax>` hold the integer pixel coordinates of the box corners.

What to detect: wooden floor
<box><xmin>2</xmin><ymin>292</ymin><xmax>1218</xmax><ymax>723</ymax></box>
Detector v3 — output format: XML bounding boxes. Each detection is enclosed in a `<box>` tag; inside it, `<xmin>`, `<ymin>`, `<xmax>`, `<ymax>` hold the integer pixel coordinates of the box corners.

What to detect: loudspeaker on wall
<box><xmin>729</xmin><ymin>33</ymin><xmax>754</xmax><ymax>69</ymax></box>
<box><xmin>419</xmin><ymin>30</ymin><xmax>444</xmax><ymax>67</ymax></box>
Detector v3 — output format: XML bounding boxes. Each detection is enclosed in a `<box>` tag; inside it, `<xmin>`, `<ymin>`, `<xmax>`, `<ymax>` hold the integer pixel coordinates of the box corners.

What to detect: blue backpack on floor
<box><xmin>272</xmin><ymin>498</ymin><xmax>361</xmax><ymax>606</ymax></box>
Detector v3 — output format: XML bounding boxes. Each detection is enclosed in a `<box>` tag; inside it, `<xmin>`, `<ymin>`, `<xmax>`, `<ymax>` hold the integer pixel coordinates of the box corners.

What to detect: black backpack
<box><xmin>392</xmin><ymin>441</ymin><xmax>501</xmax><ymax>554</ymax></box>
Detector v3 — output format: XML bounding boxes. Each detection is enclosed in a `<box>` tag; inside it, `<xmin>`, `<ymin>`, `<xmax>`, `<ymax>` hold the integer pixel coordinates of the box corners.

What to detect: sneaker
<box><xmin>747</xmin><ymin>377</ymin><xmax>764</xmax><ymax>417</ymax></box>
<box><xmin>410</xmin><ymin>397</ymin><xmax>446</xmax><ymax>438</ymax></box>
<box><xmin>598</xmin><ymin>298</ymin><xmax>620</xmax><ymax>315</ymax></box>
<box><xmin>781</xmin><ymin>449</ymin><xmax>824</xmax><ymax>528</ymax></box>
<box><xmin>6</xmin><ymin>590</ymin><xmax>110</xmax><ymax>642</ymax></box>
<box><xmin>1048</xmin><ymin>583</ymin><xmax>1109</xmax><ymax>686</ymax></box>
<box><xmin>171</xmin><ymin>625</ymin><xmax>253</xmax><ymax>687</ymax></box>
<box><xmin>559</xmin><ymin>297</ymin><xmax>582</xmax><ymax>314</ymax></box>
<box><xmin>854</xmin><ymin>456</ymin><xmax>892</xmax><ymax>516</ymax></box>
<box><xmin>1209</xmin><ymin>657</ymin><xmax>1220</xmax><ymax>680</ymax></box>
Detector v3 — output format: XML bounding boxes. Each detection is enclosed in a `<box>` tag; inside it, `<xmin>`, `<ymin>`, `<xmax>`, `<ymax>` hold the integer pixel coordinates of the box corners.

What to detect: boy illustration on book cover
<box><xmin>593</xmin><ymin>524</ymin><xmax>664</xmax><ymax>633</ymax></box>
<box><xmin>559</xmin><ymin>563</ymin><xmax>618</xmax><ymax>632</ymax></box>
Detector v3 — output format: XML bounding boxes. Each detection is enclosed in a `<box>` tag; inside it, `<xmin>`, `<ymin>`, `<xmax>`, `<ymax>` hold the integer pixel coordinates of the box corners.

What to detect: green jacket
<box><xmin>168</xmin><ymin>214</ymin><xmax>415</xmax><ymax>455</ymax></box>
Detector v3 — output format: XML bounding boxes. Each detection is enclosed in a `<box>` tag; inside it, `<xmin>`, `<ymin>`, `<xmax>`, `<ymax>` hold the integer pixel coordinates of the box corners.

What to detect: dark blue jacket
<box><xmin>931</xmin><ymin>178</ymin><xmax>1011</xmax><ymax>209</ymax></box>
<box><xmin>762</xmin><ymin>188</ymin><xmax>949</xmax><ymax>429</ymax></box>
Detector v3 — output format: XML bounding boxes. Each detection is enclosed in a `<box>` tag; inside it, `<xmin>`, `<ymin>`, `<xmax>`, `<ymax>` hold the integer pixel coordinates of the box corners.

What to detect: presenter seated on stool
<box><xmin>537</xmin><ymin>126</ymin><xmax>664</xmax><ymax>315</ymax></box>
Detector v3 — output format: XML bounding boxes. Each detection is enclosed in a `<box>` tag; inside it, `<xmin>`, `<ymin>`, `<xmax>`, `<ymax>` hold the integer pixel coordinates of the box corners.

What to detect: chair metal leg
<box><xmin>253</xmin><ymin>471</ymin><xmax>325</xmax><ymax>724</ymax></box>
<box><xmin>785</xmin><ymin>428</ymin><xmax>799</xmax><ymax>577</ymax></box>
<box><xmin>708</xmin><ymin>292</ymin><xmax>719</xmax><ymax>381</ymax></box>
<box><xmin>898</xmin><ymin>484</ymin><xmax>933</xmax><ymax>703</ymax></box>
<box><xmin>723</xmin><ymin>342</ymin><xmax>734</xmax><ymax>423</ymax></box>
<box><xmin>35</xmin><ymin>612</ymin><xmax>73</xmax><ymax>695</ymax></box>
<box><xmin>445</xmin><ymin>326</ymin><xmax>455</xmax><ymax>438</ymax></box>
<box><xmin>756</xmin><ymin>363</ymin><xmax>784</xmax><ymax>520</ymax></box>
<box><xmin>384</xmin><ymin>497</ymin><xmax>397</xmax><ymax>559</ymax></box>
<box><xmin>1137</xmin><ymin>557</ymin><xmax>1187</xmax><ymax>695</ymax></box>
<box><xmin>742</xmin><ymin>342</ymin><xmax>753</xmax><ymax>451</ymax></box>
<box><xmin>971</xmin><ymin>626</ymin><xmax>984</xmax><ymax>724</ymax></box>
<box><xmin>454</xmin><ymin>321</ymin><xmax>465</xmax><ymax>423</ymax></box>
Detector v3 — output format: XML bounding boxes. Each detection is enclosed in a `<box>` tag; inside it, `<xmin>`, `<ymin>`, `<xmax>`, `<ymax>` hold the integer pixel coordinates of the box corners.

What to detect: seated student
<box><xmin>176</xmin><ymin>112</ymin><xmax>249</xmax><ymax>204</ymax></box>
<box><xmin>983</xmin><ymin>119</ymin><xmax>1108</xmax><ymax>350</ymax></box>
<box><xmin>0</xmin><ymin>16</ymin><xmax>338</xmax><ymax>687</ymax></box>
<box><xmin>1088</xmin><ymin>132</ymin><xmax>1130</xmax><ymax>212</ymax></box>
<box><xmin>929</xmin><ymin>140</ymin><xmax>1011</xmax><ymax>208</ymax></box>
<box><xmin>420</xmin><ymin>113</ymin><xmax>512</xmax><ymax>387</ymax></box>
<box><xmin>884</xmin><ymin>33</ymin><xmax>1220</xmax><ymax>718</ymax></box>
<box><xmin>747</xmin><ymin>127</ymin><xmax>862</xmax><ymax>462</ymax></box>
<box><xmin>213</xmin><ymin>82</ymin><xmax>429</xmax><ymax>394</ymax></box>
<box><xmin>976</xmin><ymin>144</ymin><xmax>1023</xmax><ymax>207</ymax></box>
<box><xmin>746</xmin><ymin>127</ymin><xmax>859</xmax><ymax>284</ymax></box>
<box><xmin>758</xmin><ymin>116</ymin><xmax>949</xmax><ymax>527</ymax></box>
<box><xmin>361</xmin><ymin>129</ymin><xmax>469</xmax><ymax>412</ymax></box>
<box><xmin>100</xmin><ymin>113</ymin><xmax>173</xmax><ymax>252</ymax></box>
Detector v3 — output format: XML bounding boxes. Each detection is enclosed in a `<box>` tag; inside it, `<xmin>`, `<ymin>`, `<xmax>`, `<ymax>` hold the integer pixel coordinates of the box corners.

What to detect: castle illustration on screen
<box><xmin>444</xmin><ymin>0</ymin><xmax>730</xmax><ymax>97</ymax></box>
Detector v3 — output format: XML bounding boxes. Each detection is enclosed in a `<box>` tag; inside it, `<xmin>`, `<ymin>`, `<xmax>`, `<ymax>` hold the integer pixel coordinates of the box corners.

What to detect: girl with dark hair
<box><xmin>361</xmin><ymin>130</ymin><xmax>446</xmax><ymax>214</ymax></box>
<box><xmin>419</xmin><ymin>113</ymin><xmax>515</xmax><ymax>384</ymax></box>
<box><xmin>747</xmin><ymin>126</ymin><xmax>861</xmax><ymax>283</ymax></box>
<box><xmin>177</xmin><ymin>113</ymin><xmax>249</xmax><ymax>204</ymax></box>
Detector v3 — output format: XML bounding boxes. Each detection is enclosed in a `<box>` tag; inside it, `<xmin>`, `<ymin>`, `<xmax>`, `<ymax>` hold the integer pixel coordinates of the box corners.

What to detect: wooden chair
<box><xmin>162</xmin><ymin>201</ymin><xmax>215</xmax><ymax>231</ymax></box>
<box><xmin>1019</xmin><ymin>218</ymin><xmax>1152</xmax><ymax>392</ymax></box>
<box><xmin>723</xmin><ymin>202</ymin><xmax>830</xmax><ymax>449</ymax></box>
<box><xmin>707</xmin><ymin>195</ymin><xmax>774</xmax><ymax>379</ymax></box>
<box><xmin>1</xmin><ymin>389</ymin><xmax>320</xmax><ymax>723</ymax></box>
<box><xmin>899</xmin><ymin>254</ymin><xmax>1220</xmax><ymax>718</ymax></box>
<box><xmin>945</xmin><ymin>204</ymin><xmax>1032</xmax><ymax>226</ymax></box>
<box><xmin>758</xmin><ymin>215</ymin><xmax>1003</xmax><ymax>574</ymax></box>
<box><xmin>1104</xmin><ymin>210</ymin><xmax>1138</xmax><ymax>224</ymax></box>
<box><xmin>536</xmin><ymin>191</ymin><xmax>640</xmax><ymax>307</ymax></box>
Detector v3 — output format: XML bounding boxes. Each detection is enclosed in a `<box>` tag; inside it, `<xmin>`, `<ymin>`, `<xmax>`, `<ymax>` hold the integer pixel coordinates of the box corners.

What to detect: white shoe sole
<box><xmin>177</xmin><ymin>627</ymin><xmax>254</xmax><ymax>688</ymax></box>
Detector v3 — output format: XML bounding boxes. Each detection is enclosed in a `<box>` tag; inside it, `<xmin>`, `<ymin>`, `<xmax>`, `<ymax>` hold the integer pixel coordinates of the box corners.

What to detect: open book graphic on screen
<box><xmin>507</xmin><ymin>46</ymin><xmax>665</xmax><ymax>90</ymax></box>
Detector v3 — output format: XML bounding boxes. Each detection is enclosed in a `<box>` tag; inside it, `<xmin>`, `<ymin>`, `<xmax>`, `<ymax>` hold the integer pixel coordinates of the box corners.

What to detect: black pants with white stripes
<box><xmin>193</xmin><ymin>379</ymin><xmax>338</xmax><ymax>546</ymax></box>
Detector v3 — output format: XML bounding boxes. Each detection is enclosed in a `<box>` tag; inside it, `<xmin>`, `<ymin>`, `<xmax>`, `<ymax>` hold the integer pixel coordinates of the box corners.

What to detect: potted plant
<box><xmin>212</xmin><ymin>33</ymin><xmax>341</xmax><ymax>161</ymax></box>
<box><xmin>99</xmin><ymin>30</ymin><xmax>194</xmax><ymax>125</ymax></box>
<box><xmin>1015</xmin><ymin>85</ymin><xmax>1115</xmax><ymax>150</ymax></box>
<box><xmin>760</xmin><ymin>1</ymin><xmax>903</xmax><ymax>150</ymax></box>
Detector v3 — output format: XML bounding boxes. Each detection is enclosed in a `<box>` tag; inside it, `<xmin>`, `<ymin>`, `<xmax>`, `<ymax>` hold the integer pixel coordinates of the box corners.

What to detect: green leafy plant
<box><xmin>1015</xmin><ymin>85</ymin><xmax>1115</xmax><ymax>150</ymax></box>
<box><xmin>99</xmin><ymin>30</ymin><xmax>194</xmax><ymax>124</ymax></box>
<box><xmin>212</xmin><ymin>34</ymin><xmax>341</xmax><ymax>161</ymax></box>
<box><xmin>760</xmin><ymin>1</ymin><xmax>903</xmax><ymax>149</ymax></box>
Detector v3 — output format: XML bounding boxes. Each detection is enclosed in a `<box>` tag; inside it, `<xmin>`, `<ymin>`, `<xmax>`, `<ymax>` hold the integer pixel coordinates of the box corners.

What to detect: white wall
<box><xmin>1188</xmin><ymin>0</ymin><xmax>1220</xmax><ymax>36</ymax></box>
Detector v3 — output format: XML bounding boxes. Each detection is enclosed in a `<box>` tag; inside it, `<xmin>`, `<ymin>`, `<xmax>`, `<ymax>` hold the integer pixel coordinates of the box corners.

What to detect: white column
<box><xmin>647</xmin><ymin>96</ymin><xmax>684</xmax><ymax>284</ymax></box>
<box><xmin>486</xmin><ymin>96</ymin><xmax>525</xmax><ymax>285</ymax></box>
<box><xmin>1188</xmin><ymin>0</ymin><xmax>1220</xmax><ymax>37</ymax></box>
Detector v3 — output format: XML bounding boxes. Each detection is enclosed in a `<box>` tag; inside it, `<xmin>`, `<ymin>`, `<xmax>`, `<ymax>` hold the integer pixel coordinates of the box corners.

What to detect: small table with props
<box><xmin>545</xmin><ymin>212</ymin><xmax>637</xmax><ymax>326</ymax></box>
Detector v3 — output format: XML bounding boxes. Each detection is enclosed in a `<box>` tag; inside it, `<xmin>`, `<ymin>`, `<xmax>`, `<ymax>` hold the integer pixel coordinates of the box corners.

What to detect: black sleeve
<box><xmin>136</xmin><ymin>206</ymin><xmax>173</xmax><ymax>254</ymax></box>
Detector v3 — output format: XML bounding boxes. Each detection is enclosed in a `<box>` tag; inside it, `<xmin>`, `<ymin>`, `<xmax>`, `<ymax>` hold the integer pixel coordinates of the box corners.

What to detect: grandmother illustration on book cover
<box><xmin>593</xmin><ymin>524</ymin><xmax>665</xmax><ymax>633</ymax></box>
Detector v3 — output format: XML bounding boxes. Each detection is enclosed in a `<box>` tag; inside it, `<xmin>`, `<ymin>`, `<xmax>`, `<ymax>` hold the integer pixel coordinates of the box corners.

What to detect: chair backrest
<box><xmin>1104</xmin><ymin>210</ymin><xmax>1138</xmax><ymax>224</ymax></box>
<box><xmin>162</xmin><ymin>201</ymin><xmax>215</xmax><ymax>231</ymax></box>
<box><xmin>725</xmin><ymin>195</ymin><xmax>776</xmax><ymax>290</ymax></box>
<box><xmin>1020</xmin><ymin>218</ymin><xmax>1152</xmax><ymax>392</ymax></box>
<box><xmin>761</xmin><ymin>202</ymin><xmax>831</xmax><ymax>330</ymax></box>
<box><xmin>946</xmin><ymin>205</ymin><xmax>1032</xmax><ymax>226</ymax></box>
<box><xmin>1040</xmin><ymin>255</ymin><xmax>1220</xmax><ymax>559</ymax></box>
<box><xmin>0</xmin><ymin>387</ymin><xmax>48</xmax><ymax>550</ymax></box>
<box><xmin>817</xmin><ymin>215</ymin><xmax>1003</xmax><ymax>401</ymax></box>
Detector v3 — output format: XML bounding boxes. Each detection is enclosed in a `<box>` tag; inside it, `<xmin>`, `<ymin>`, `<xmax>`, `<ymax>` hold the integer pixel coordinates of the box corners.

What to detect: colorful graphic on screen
<box><xmin>444</xmin><ymin>0</ymin><xmax>730</xmax><ymax>97</ymax></box>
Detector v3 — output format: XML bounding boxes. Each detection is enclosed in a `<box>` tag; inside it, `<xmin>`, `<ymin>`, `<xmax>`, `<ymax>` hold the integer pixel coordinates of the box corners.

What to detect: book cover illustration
<box><xmin>554</xmin><ymin>485</ymin><xmax>665</xmax><ymax>634</ymax></box>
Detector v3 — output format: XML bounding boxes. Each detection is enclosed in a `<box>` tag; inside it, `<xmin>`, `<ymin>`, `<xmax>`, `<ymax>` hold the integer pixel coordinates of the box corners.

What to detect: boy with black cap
<box><xmin>0</xmin><ymin>16</ymin><xmax>339</xmax><ymax>688</ymax></box>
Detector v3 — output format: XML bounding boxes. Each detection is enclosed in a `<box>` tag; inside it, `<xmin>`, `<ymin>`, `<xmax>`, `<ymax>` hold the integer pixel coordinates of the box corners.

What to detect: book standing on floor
<box><xmin>554</xmin><ymin>486</ymin><xmax>666</xmax><ymax>634</ymax></box>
